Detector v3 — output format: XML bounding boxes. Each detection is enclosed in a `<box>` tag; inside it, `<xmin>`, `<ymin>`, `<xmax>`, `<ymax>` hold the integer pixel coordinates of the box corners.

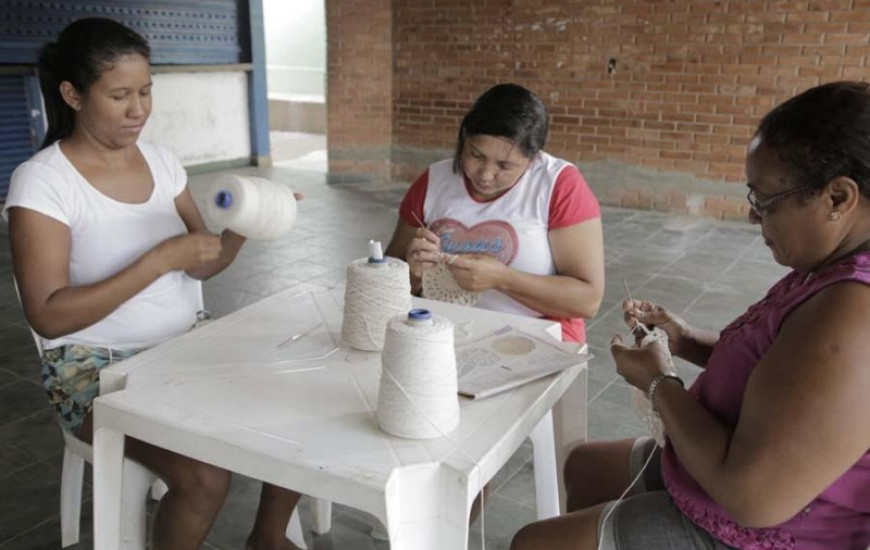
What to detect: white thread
<box><xmin>630</xmin><ymin>327</ymin><xmax>673</xmax><ymax>448</ymax></box>
<box><xmin>205</xmin><ymin>174</ymin><xmax>297</xmax><ymax>240</ymax></box>
<box><xmin>597</xmin><ymin>445</ymin><xmax>657</xmax><ymax>550</ymax></box>
<box><xmin>342</xmin><ymin>257</ymin><xmax>412</xmax><ymax>351</ymax></box>
<box><xmin>376</xmin><ymin>311</ymin><xmax>460</xmax><ymax>439</ymax></box>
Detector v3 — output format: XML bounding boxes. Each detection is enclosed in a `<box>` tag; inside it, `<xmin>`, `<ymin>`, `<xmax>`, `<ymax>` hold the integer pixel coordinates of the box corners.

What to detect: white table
<box><xmin>92</xmin><ymin>289</ymin><xmax>588</xmax><ymax>550</ymax></box>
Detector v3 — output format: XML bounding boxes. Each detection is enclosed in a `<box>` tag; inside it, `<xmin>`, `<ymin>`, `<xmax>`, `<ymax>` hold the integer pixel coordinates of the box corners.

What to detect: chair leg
<box><xmin>369</xmin><ymin>518</ymin><xmax>389</xmax><ymax>541</ymax></box>
<box><xmin>60</xmin><ymin>447</ymin><xmax>85</xmax><ymax>548</ymax></box>
<box><xmin>311</xmin><ymin>499</ymin><xmax>332</xmax><ymax>534</ymax></box>
<box><xmin>529</xmin><ymin>410</ymin><xmax>560</xmax><ymax>520</ymax></box>
<box><xmin>285</xmin><ymin>506</ymin><xmax>308</xmax><ymax>549</ymax></box>
<box><xmin>150</xmin><ymin>479</ymin><xmax>168</xmax><ymax>501</ymax></box>
<box><xmin>120</xmin><ymin>460</ymin><xmax>157</xmax><ymax>550</ymax></box>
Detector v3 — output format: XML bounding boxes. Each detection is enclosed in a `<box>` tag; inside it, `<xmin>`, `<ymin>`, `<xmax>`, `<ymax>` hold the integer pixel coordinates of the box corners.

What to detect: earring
<box><xmin>830</xmin><ymin>212</ymin><xmax>842</xmax><ymax>221</ymax></box>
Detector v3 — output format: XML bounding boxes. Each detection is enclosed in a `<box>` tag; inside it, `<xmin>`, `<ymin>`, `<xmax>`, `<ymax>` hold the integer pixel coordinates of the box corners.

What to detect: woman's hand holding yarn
<box><xmin>623</xmin><ymin>299</ymin><xmax>690</xmax><ymax>356</ymax></box>
<box><xmin>610</xmin><ymin>332</ymin><xmax>678</xmax><ymax>393</ymax></box>
<box><xmin>446</xmin><ymin>253</ymin><xmax>507</xmax><ymax>292</ymax></box>
<box><xmin>407</xmin><ymin>227</ymin><xmax>442</xmax><ymax>279</ymax></box>
<box><xmin>151</xmin><ymin>233</ymin><xmax>222</xmax><ymax>274</ymax></box>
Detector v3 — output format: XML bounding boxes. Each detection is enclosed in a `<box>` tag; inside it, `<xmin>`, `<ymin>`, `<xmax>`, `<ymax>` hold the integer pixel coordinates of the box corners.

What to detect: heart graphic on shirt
<box><xmin>429</xmin><ymin>218</ymin><xmax>518</xmax><ymax>264</ymax></box>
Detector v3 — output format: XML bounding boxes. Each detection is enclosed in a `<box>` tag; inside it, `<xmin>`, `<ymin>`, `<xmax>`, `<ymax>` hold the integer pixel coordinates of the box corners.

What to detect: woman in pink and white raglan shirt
<box><xmin>385</xmin><ymin>83</ymin><xmax>605</xmax><ymax>343</ymax></box>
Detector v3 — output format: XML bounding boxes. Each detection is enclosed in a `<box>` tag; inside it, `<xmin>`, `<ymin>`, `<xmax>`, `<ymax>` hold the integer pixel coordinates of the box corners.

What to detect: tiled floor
<box><xmin>0</xmin><ymin>136</ymin><xmax>788</xmax><ymax>549</ymax></box>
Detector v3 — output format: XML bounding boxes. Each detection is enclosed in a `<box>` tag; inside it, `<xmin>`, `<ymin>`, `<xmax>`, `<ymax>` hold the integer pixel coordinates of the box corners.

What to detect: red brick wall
<box><xmin>326</xmin><ymin>0</ymin><xmax>393</xmax><ymax>181</ymax></box>
<box><xmin>329</xmin><ymin>0</ymin><xmax>870</xmax><ymax>218</ymax></box>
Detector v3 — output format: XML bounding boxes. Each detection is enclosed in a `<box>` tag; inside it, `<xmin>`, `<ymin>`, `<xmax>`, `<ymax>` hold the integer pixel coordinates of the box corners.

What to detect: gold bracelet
<box><xmin>647</xmin><ymin>373</ymin><xmax>684</xmax><ymax>414</ymax></box>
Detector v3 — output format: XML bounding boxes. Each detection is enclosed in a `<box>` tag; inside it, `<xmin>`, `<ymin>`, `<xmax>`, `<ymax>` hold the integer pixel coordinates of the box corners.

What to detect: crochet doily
<box><xmin>632</xmin><ymin>386</ymin><xmax>666</xmax><ymax>447</ymax></box>
<box><xmin>630</xmin><ymin>328</ymin><xmax>673</xmax><ymax>447</ymax></box>
<box><xmin>421</xmin><ymin>262</ymin><xmax>480</xmax><ymax>306</ymax></box>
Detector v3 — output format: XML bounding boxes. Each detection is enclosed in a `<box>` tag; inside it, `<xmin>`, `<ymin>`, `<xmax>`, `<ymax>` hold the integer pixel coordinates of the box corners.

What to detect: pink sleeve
<box><xmin>398</xmin><ymin>169</ymin><xmax>429</xmax><ymax>227</ymax></box>
<box><xmin>548</xmin><ymin>165</ymin><xmax>600</xmax><ymax>230</ymax></box>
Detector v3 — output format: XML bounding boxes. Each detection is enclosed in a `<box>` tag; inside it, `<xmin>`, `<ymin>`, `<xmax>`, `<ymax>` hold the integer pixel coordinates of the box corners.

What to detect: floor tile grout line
<box><xmin>588</xmin><ymin>378</ymin><xmax>617</xmax><ymax>404</ymax></box>
<box><xmin>0</xmin><ymin>514</ymin><xmax>61</xmax><ymax>547</ymax></box>
<box><xmin>588</xmin><ymin>242</ymin><xmax>691</xmax><ymax>331</ymax></box>
<box><xmin>489</xmin><ymin>454</ymin><xmax>533</xmax><ymax>495</ymax></box>
<box><xmin>676</xmin><ymin>233</ymin><xmax>763</xmax><ymax>317</ymax></box>
<box><xmin>483</xmin><ymin>491</ymin><xmax>537</xmax><ymax>512</ymax></box>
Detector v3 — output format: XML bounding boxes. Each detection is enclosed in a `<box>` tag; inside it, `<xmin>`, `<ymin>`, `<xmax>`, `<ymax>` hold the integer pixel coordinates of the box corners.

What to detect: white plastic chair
<box><xmin>12</xmin><ymin>277</ymin><xmax>308</xmax><ymax>548</ymax></box>
<box><xmin>59</xmin><ymin>431</ymin><xmax>307</xmax><ymax>549</ymax></box>
<box><xmin>60</xmin><ymin>429</ymin><xmax>166</xmax><ymax>548</ymax></box>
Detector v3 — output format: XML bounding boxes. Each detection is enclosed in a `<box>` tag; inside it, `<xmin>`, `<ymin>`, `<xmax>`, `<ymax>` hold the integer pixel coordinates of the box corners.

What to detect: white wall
<box><xmin>263</xmin><ymin>0</ymin><xmax>326</xmax><ymax>99</ymax></box>
<box><xmin>141</xmin><ymin>72</ymin><xmax>251</xmax><ymax>166</ymax></box>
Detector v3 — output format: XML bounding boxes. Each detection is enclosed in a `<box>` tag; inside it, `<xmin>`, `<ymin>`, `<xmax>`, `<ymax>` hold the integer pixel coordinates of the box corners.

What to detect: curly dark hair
<box><xmin>452</xmin><ymin>83</ymin><xmax>549</xmax><ymax>173</ymax></box>
<box><xmin>757</xmin><ymin>81</ymin><xmax>870</xmax><ymax>200</ymax></box>
<box><xmin>37</xmin><ymin>18</ymin><xmax>151</xmax><ymax>149</ymax></box>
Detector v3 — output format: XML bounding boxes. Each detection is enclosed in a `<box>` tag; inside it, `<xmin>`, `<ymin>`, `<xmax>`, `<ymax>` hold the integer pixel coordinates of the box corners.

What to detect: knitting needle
<box><xmin>411</xmin><ymin>210</ymin><xmax>426</xmax><ymax>229</ymax></box>
<box><xmin>622</xmin><ymin>278</ymin><xmax>651</xmax><ymax>337</ymax></box>
<box><xmin>410</xmin><ymin>210</ymin><xmax>455</xmax><ymax>264</ymax></box>
<box><xmin>276</xmin><ymin>322</ymin><xmax>323</xmax><ymax>349</ymax></box>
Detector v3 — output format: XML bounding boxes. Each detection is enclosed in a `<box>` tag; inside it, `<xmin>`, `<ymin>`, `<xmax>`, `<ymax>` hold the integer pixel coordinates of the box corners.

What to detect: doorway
<box><xmin>263</xmin><ymin>0</ymin><xmax>327</xmax><ymax>170</ymax></box>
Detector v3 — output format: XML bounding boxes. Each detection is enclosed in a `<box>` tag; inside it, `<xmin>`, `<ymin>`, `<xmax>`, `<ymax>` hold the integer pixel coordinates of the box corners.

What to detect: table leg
<box><xmin>384</xmin><ymin>465</ymin><xmax>473</xmax><ymax>550</ymax></box>
<box><xmin>529</xmin><ymin>411</ymin><xmax>560</xmax><ymax>520</ymax></box>
<box><xmin>312</xmin><ymin>498</ymin><xmax>332</xmax><ymax>534</ymax></box>
<box><xmin>93</xmin><ymin>426</ymin><xmax>125</xmax><ymax>550</ymax></box>
<box><xmin>552</xmin><ymin>366</ymin><xmax>588</xmax><ymax>513</ymax></box>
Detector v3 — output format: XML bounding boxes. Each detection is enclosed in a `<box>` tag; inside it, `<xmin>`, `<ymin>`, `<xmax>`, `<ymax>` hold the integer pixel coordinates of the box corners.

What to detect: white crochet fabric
<box><xmin>632</xmin><ymin>386</ymin><xmax>666</xmax><ymax>447</ymax></box>
<box><xmin>421</xmin><ymin>262</ymin><xmax>480</xmax><ymax>306</ymax></box>
<box><xmin>631</xmin><ymin>328</ymin><xmax>673</xmax><ymax>447</ymax></box>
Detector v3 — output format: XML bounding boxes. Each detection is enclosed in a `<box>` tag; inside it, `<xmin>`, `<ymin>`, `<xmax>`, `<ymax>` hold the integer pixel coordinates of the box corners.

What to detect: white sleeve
<box><xmin>147</xmin><ymin>142</ymin><xmax>188</xmax><ymax>198</ymax></box>
<box><xmin>1</xmin><ymin>160</ymin><xmax>72</xmax><ymax>226</ymax></box>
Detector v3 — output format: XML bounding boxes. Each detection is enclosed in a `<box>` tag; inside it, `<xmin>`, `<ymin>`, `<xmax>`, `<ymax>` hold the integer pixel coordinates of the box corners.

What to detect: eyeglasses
<box><xmin>746</xmin><ymin>185</ymin><xmax>814</xmax><ymax>216</ymax></box>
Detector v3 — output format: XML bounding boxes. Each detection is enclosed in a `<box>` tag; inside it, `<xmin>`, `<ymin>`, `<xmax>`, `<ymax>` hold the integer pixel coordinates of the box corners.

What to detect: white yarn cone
<box><xmin>376</xmin><ymin>309</ymin><xmax>460</xmax><ymax>439</ymax></box>
<box><xmin>205</xmin><ymin>174</ymin><xmax>297</xmax><ymax>240</ymax></box>
<box><xmin>342</xmin><ymin>255</ymin><xmax>412</xmax><ymax>351</ymax></box>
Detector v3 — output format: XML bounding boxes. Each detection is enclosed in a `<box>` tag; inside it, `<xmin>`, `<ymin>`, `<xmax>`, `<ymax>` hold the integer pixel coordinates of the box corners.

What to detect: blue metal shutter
<box><xmin>0</xmin><ymin>75</ymin><xmax>37</xmax><ymax>201</ymax></box>
<box><xmin>0</xmin><ymin>1</ymin><xmax>248</xmax><ymax>65</ymax></box>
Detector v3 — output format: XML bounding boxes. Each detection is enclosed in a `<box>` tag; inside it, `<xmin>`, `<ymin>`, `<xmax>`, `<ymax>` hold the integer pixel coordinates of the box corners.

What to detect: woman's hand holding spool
<box><xmin>149</xmin><ymin>233</ymin><xmax>223</xmax><ymax>275</ymax></box>
<box><xmin>446</xmin><ymin>253</ymin><xmax>507</xmax><ymax>292</ymax></box>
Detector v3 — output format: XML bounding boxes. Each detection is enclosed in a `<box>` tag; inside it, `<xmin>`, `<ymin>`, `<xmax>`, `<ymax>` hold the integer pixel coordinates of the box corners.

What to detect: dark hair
<box><xmin>37</xmin><ymin>18</ymin><xmax>151</xmax><ymax>148</ymax></box>
<box><xmin>452</xmin><ymin>83</ymin><xmax>549</xmax><ymax>173</ymax></box>
<box><xmin>757</xmin><ymin>80</ymin><xmax>870</xmax><ymax>200</ymax></box>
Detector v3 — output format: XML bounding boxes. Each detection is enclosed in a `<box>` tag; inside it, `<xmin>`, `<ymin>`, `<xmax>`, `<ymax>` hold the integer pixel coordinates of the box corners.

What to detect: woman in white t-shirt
<box><xmin>386</xmin><ymin>83</ymin><xmax>605</xmax><ymax>343</ymax></box>
<box><xmin>3</xmin><ymin>18</ymin><xmax>302</xmax><ymax>550</ymax></box>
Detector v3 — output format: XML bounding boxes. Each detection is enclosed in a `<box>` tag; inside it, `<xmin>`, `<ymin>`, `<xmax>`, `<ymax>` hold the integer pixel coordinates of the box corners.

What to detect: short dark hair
<box><xmin>758</xmin><ymin>81</ymin><xmax>870</xmax><ymax>200</ymax></box>
<box><xmin>452</xmin><ymin>83</ymin><xmax>549</xmax><ymax>173</ymax></box>
<box><xmin>37</xmin><ymin>18</ymin><xmax>151</xmax><ymax>149</ymax></box>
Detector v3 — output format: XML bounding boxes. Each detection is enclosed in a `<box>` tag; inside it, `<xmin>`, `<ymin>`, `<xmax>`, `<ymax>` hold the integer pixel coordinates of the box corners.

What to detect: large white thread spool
<box><xmin>341</xmin><ymin>241</ymin><xmax>412</xmax><ymax>351</ymax></box>
<box><xmin>205</xmin><ymin>174</ymin><xmax>297</xmax><ymax>240</ymax></box>
<box><xmin>376</xmin><ymin>309</ymin><xmax>460</xmax><ymax>439</ymax></box>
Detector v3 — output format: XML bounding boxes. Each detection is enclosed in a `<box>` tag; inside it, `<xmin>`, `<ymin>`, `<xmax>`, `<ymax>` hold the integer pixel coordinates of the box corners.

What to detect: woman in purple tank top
<box><xmin>512</xmin><ymin>82</ymin><xmax>870</xmax><ymax>550</ymax></box>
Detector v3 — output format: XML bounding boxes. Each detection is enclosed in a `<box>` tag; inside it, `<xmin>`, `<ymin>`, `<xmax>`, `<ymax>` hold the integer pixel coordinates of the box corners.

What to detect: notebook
<box><xmin>456</xmin><ymin>325</ymin><xmax>590</xmax><ymax>399</ymax></box>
